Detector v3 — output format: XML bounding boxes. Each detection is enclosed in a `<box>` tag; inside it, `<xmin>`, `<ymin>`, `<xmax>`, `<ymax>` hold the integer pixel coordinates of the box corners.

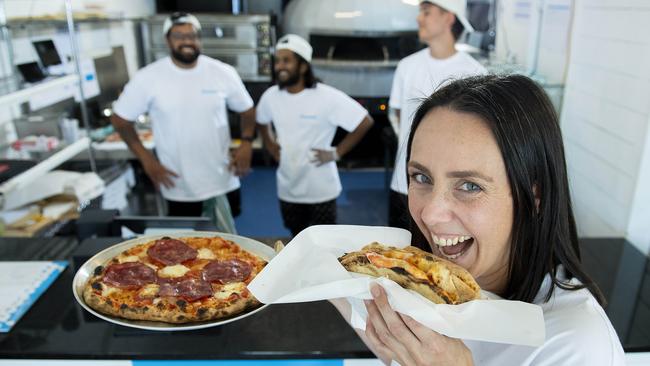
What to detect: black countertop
<box><xmin>0</xmin><ymin>236</ymin><xmax>648</xmax><ymax>359</ymax></box>
<box><xmin>0</xmin><ymin>236</ymin><xmax>371</xmax><ymax>360</ymax></box>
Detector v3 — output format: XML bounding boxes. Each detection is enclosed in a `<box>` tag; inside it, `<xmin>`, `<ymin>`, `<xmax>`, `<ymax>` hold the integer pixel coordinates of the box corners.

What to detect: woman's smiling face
<box><xmin>408</xmin><ymin>107</ymin><xmax>514</xmax><ymax>293</ymax></box>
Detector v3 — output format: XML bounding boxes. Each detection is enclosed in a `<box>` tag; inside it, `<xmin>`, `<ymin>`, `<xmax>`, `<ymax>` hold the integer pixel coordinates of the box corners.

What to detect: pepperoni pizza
<box><xmin>82</xmin><ymin>236</ymin><xmax>267</xmax><ymax>324</ymax></box>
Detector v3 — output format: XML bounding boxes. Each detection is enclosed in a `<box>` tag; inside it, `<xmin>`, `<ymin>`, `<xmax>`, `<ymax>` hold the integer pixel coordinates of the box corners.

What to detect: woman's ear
<box><xmin>533</xmin><ymin>184</ymin><xmax>541</xmax><ymax>213</ymax></box>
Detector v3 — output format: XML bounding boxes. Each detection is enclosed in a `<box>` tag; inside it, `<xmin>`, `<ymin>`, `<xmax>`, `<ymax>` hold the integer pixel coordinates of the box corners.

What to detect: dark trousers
<box><xmin>167</xmin><ymin>189</ymin><xmax>241</xmax><ymax>217</ymax></box>
<box><xmin>279</xmin><ymin>199</ymin><xmax>337</xmax><ymax>237</ymax></box>
<box><xmin>388</xmin><ymin>189</ymin><xmax>410</xmax><ymax>230</ymax></box>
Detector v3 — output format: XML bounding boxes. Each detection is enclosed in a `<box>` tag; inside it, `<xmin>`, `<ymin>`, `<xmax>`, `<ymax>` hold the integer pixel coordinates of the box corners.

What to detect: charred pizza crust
<box><xmin>339</xmin><ymin>242</ymin><xmax>480</xmax><ymax>304</ymax></box>
<box><xmin>82</xmin><ymin>282</ymin><xmax>259</xmax><ymax>323</ymax></box>
<box><xmin>82</xmin><ymin>236</ymin><xmax>267</xmax><ymax>324</ymax></box>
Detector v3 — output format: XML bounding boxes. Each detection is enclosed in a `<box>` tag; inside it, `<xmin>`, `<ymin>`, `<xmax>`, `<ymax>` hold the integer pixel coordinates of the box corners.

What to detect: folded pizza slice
<box><xmin>338</xmin><ymin>242</ymin><xmax>481</xmax><ymax>304</ymax></box>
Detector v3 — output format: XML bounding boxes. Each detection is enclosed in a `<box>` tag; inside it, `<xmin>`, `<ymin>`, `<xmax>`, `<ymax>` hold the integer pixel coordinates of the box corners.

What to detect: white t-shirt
<box><xmin>388</xmin><ymin>49</ymin><xmax>486</xmax><ymax>194</ymax></box>
<box><xmin>465</xmin><ymin>267</ymin><xmax>625</xmax><ymax>365</ymax></box>
<box><xmin>256</xmin><ymin>83</ymin><xmax>367</xmax><ymax>203</ymax></box>
<box><xmin>113</xmin><ymin>55</ymin><xmax>254</xmax><ymax>201</ymax></box>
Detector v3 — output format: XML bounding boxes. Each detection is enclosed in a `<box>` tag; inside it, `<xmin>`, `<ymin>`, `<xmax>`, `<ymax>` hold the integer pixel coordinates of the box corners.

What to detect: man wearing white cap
<box><xmin>111</xmin><ymin>12</ymin><xmax>256</xmax><ymax>233</ymax></box>
<box><xmin>388</xmin><ymin>0</ymin><xmax>486</xmax><ymax>229</ymax></box>
<box><xmin>256</xmin><ymin>34</ymin><xmax>374</xmax><ymax>236</ymax></box>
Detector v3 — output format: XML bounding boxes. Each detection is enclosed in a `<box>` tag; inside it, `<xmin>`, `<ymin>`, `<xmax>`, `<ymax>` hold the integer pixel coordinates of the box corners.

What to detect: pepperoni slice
<box><xmin>158</xmin><ymin>277</ymin><xmax>213</xmax><ymax>302</ymax></box>
<box><xmin>147</xmin><ymin>237</ymin><xmax>197</xmax><ymax>265</ymax></box>
<box><xmin>202</xmin><ymin>259</ymin><xmax>252</xmax><ymax>284</ymax></box>
<box><xmin>102</xmin><ymin>262</ymin><xmax>156</xmax><ymax>289</ymax></box>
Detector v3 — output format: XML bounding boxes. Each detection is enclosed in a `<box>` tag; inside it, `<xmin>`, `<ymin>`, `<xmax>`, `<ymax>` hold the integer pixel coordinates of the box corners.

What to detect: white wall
<box><xmin>561</xmin><ymin>0</ymin><xmax>650</xmax><ymax>254</ymax></box>
<box><xmin>494</xmin><ymin>0</ymin><xmax>573</xmax><ymax>85</ymax></box>
<box><xmin>2</xmin><ymin>0</ymin><xmax>155</xmax><ymax>19</ymax></box>
<box><xmin>495</xmin><ymin>0</ymin><xmax>536</xmax><ymax>66</ymax></box>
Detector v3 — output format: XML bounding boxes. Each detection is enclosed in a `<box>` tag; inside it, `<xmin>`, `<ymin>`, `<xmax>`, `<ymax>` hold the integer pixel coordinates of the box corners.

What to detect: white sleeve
<box><xmin>388</xmin><ymin>60</ymin><xmax>405</xmax><ymax>109</ymax></box>
<box><xmin>224</xmin><ymin>66</ymin><xmax>254</xmax><ymax>113</ymax></box>
<box><xmin>255</xmin><ymin>89</ymin><xmax>273</xmax><ymax>124</ymax></box>
<box><xmin>112</xmin><ymin>73</ymin><xmax>151</xmax><ymax>121</ymax></box>
<box><xmin>527</xmin><ymin>307</ymin><xmax>625</xmax><ymax>365</ymax></box>
<box><xmin>327</xmin><ymin>88</ymin><xmax>368</xmax><ymax>132</ymax></box>
<box><xmin>527</xmin><ymin>337</ymin><xmax>625</xmax><ymax>366</ymax></box>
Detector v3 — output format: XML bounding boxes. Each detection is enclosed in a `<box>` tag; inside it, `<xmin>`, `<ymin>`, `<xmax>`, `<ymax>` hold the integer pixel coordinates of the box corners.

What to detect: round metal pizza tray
<box><xmin>72</xmin><ymin>231</ymin><xmax>276</xmax><ymax>331</ymax></box>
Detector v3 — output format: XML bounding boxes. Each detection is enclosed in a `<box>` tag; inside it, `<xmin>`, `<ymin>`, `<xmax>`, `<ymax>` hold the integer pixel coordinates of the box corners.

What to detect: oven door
<box><xmin>149</xmin><ymin>15</ymin><xmax>272</xmax><ymax>50</ymax></box>
<box><xmin>150</xmin><ymin>47</ymin><xmax>271</xmax><ymax>82</ymax></box>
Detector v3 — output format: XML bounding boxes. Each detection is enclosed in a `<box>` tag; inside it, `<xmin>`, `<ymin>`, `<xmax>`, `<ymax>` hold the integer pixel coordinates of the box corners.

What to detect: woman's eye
<box><xmin>459</xmin><ymin>181</ymin><xmax>482</xmax><ymax>192</ymax></box>
<box><xmin>410</xmin><ymin>172</ymin><xmax>431</xmax><ymax>185</ymax></box>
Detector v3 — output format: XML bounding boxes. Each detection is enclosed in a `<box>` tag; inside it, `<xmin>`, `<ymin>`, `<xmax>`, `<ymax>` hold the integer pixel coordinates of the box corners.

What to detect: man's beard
<box><xmin>277</xmin><ymin>69</ymin><xmax>301</xmax><ymax>89</ymax></box>
<box><xmin>171</xmin><ymin>46</ymin><xmax>200</xmax><ymax>64</ymax></box>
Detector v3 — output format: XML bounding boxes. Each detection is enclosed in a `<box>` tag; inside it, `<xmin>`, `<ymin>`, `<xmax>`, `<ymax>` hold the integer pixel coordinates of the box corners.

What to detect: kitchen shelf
<box><xmin>0</xmin><ymin>137</ymin><xmax>92</xmax><ymax>211</ymax></box>
<box><xmin>0</xmin><ymin>74</ymin><xmax>78</xmax><ymax>108</ymax></box>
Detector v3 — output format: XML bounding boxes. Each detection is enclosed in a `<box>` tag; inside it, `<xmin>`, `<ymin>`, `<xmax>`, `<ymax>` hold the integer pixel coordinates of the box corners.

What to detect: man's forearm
<box><xmin>240</xmin><ymin>107</ymin><xmax>256</xmax><ymax>139</ymax></box>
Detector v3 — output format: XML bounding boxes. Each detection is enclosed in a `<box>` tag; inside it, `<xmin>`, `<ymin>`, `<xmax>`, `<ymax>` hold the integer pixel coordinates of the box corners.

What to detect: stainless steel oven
<box><xmin>143</xmin><ymin>14</ymin><xmax>274</xmax><ymax>82</ymax></box>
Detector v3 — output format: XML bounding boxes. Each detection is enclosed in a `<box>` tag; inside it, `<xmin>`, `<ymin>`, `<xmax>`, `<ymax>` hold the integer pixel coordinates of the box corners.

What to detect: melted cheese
<box><xmin>101</xmin><ymin>285</ymin><xmax>119</xmax><ymax>297</ymax></box>
<box><xmin>138</xmin><ymin>284</ymin><xmax>160</xmax><ymax>298</ymax></box>
<box><xmin>197</xmin><ymin>248</ymin><xmax>216</xmax><ymax>260</ymax></box>
<box><xmin>213</xmin><ymin>282</ymin><xmax>246</xmax><ymax>300</ymax></box>
<box><xmin>118</xmin><ymin>255</ymin><xmax>140</xmax><ymax>263</ymax></box>
<box><xmin>158</xmin><ymin>264</ymin><xmax>190</xmax><ymax>278</ymax></box>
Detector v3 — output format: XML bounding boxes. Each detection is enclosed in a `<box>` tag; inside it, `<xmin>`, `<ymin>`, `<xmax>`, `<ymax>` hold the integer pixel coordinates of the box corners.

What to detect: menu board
<box><xmin>0</xmin><ymin>261</ymin><xmax>67</xmax><ymax>332</ymax></box>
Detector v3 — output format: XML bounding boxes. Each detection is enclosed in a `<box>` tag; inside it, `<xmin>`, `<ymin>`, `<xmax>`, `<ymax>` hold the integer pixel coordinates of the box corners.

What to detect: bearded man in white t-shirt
<box><xmin>110</xmin><ymin>13</ymin><xmax>256</xmax><ymax>233</ymax></box>
<box><xmin>256</xmin><ymin>35</ymin><xmax>374</xmax><ymax>236</ymax></box>
<box><xmin>388</xmin><ymin>0</ymin><xmax>487</xmax><ymax>229</ymax></box>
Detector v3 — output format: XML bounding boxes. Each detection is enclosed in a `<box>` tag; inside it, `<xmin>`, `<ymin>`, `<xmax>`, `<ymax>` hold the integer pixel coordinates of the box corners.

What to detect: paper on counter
<box><xmin>0</xmin><ymin>261</ymin><xmax>67</xmax><ymax>332</ymax></box>
<box><xmin>248</xmin><ymin>225</ymin><xmax>545</xmax><ymax>347</ymax></box>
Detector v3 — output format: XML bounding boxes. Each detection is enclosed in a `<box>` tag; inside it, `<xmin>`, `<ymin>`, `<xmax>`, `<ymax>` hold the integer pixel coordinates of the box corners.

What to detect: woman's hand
<box><xmin>364</xmin><ymin>284</ymin><xmax>474</xmax><ymax>366</ymax></box>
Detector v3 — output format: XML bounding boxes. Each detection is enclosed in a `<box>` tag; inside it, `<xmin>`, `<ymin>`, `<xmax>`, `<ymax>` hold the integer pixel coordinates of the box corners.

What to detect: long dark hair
<box><xmin>406</xmin><ymin>74</ymin><xmax>605</xmax><ymax>305</ymax></box>
<box><xmin>299</xmin><ymin>54</ymin><xmax>318</xmax><ymax>89</ymax></box>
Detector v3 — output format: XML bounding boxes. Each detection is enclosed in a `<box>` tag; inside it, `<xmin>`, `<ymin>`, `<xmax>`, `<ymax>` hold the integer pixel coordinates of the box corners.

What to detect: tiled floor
<box><xmin>125</xmin><ymin>167</ymin><xmax>390</xmax><ymax>237</ymax></box>
<box><xmin>234</xmin><ymin>167</ymin><xmax>388</xmax><ymax>237</ymax></box>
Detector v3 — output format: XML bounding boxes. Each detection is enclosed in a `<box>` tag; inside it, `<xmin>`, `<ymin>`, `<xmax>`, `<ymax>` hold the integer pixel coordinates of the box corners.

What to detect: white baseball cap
<box><xmin>419</xmin><ymin>0</ymin><xmax>474</xmax><ymax>33</ymax></box>
<box><xmin>163</xmin><ymin>12</ymin><xmax>202</xmax><ymax>36</ymax></box>
<box><xmin>276</xmin><ymin>34</ymin><xmax>313</xmax><ymax>63</ymax></box>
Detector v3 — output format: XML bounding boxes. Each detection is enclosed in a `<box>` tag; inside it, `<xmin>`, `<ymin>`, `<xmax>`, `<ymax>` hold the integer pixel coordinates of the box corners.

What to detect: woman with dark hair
<box><xmin>332</xmin><ymin>75</ymin><xmax>624</xmax><ymax>365</ymax></box>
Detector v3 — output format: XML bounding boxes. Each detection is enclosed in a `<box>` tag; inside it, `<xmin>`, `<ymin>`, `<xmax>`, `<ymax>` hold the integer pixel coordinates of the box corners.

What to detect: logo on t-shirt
<box><xmin>299</xmin><ymin>114</ymin><xmax>318</xmax><ymax>120</ymax></box>
<box><xmin>201</xmin><ymin>88</ymin><xmax>218</xmax><ymax>95</ymax></box>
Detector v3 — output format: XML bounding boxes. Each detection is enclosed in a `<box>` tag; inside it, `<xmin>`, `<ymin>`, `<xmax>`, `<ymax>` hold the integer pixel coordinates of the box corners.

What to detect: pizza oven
<box><xmin>281</xmin><ymin>0</ymin><xmax>422</xmax><ymax>167</ymax></box>
<box><xmin>283</xmin><ymin>0</ymin><xmax>421</xmax><ymax>113</ymax></box>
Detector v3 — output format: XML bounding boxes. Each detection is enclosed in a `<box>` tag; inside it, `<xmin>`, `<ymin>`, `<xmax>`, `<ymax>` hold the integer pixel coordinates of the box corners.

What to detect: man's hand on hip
<box><xmin>230</xmin><ymin>143</ymin><xmax>253</xmax><ymax>177</ymax></box>
<box><xmin>142</xmin><ymin>158</ymin><xmax>178</xmax><ymax>190</ymax></box>
<box><xmin>267</xmin><ymin>141</ymin><xmax>280</xmax><ymax>162</ymax></box>
<box><xmin>310</xmin><ymin>147</ymin><xmax>339</xmax><ymax>167</ymax></box>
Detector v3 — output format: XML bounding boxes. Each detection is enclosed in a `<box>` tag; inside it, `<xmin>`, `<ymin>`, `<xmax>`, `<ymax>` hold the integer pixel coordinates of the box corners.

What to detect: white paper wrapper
<box><xmin>248</xmin><ymin>225</ymin><xmax>545</xmax><ymax>347</ymax></box>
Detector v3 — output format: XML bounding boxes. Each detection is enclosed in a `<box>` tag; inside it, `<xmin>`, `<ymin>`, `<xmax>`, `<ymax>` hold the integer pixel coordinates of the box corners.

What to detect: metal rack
<box><xmin>0</xmin><ymin>0</ymin><xmax>96</xmax><ymax>171</ymax></box>
<box><xmin>0</xmin><ymin>0</ymin><xmax>102</xmax><ymax>214</ymax></box>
